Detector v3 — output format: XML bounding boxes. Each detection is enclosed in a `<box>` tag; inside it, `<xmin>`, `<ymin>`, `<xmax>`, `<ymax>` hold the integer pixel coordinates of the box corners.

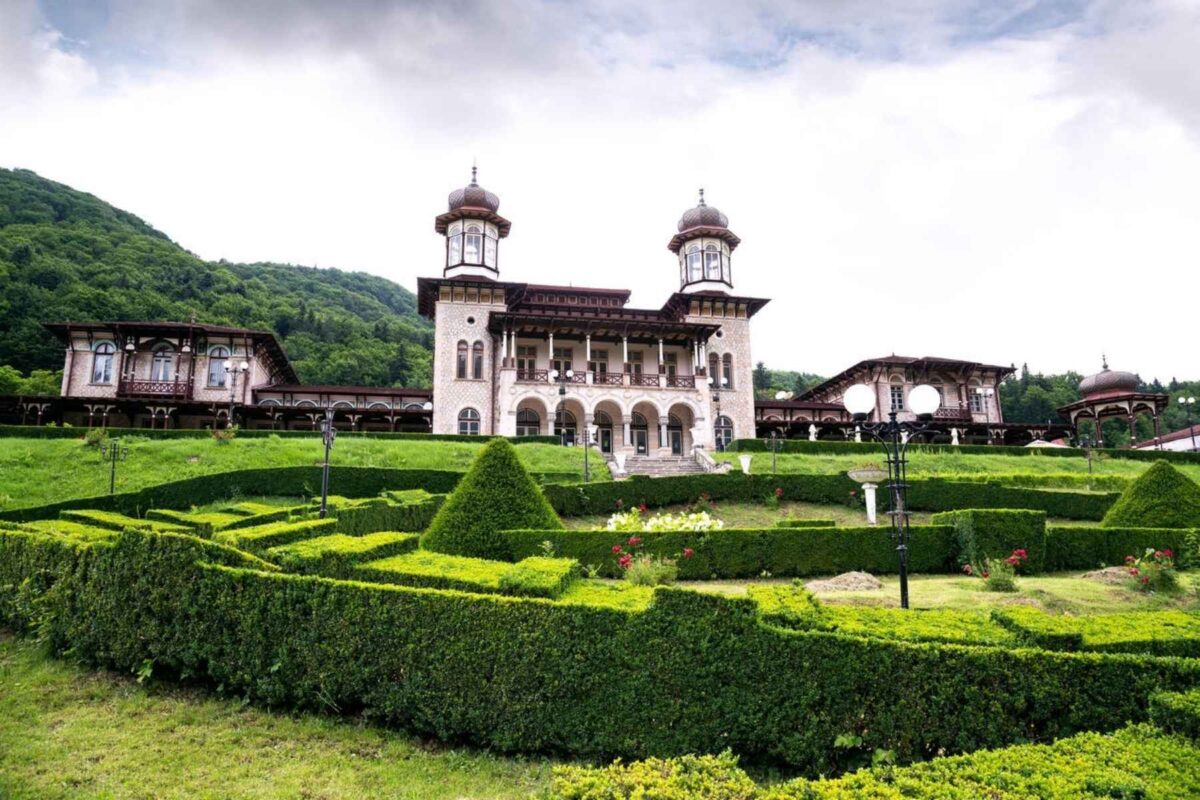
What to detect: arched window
<box><xmin>151</xmin><ymin>345</ymin><xmax>174</xmax><ymax>382</ymax></box>
<box><xmin>91</xmin><ymin>341</ymin><xmax>115</xmax><ymax>384</ymax></box>
<box><xmin>593</xmin><ymin>410</ymin><xmax>612</xmax><ymax>427</ymax></box>
<box><xmin>447</xmin><ymin>221</ymin><xmax>463</xmax><ymax>266</ymax></box>
<box><xmin>714</xmin><ymin>415</ymin><xmax>734</xmax><ymax>450</ymax></box>
<box><xmin>889</xmin><ymin>376</ymin><xmax>905</xmax><ymax>411</ymax></box>
<box><xmin>686</xmin><ymin>244</ymin><xmax>702</xmax><ymax>282</ymax></box>
<box><xmin>554</xmin><ymin>409</ymin><xmax>577</xmax><ymax>443</ymax></box>
<box><xmin>722</xmin><ymin>353</ymin><xmax>734</xmax><ymax>390</ymax></box>
<box><xmin>458</xmin><ymin>407</ymin><xmax>480</xmax><ymax>435</ymax></box>
<box><xmin>456</xmin><ymin>340</ymin><xmax>468</xmax><ymax>379</ymax></box>
<box><xmin>464</xmin><ymin>223</ymin><xmax>483</xmax><ymax>264</ymax></box>
<box><xmin>516</xmin><ymin>408</ymin><xmax>540</xmax><ymax>436</ymax></box>
<box><xmin>704</xmin><ymin>243</ymin><xmax>722</xmax><ymax>280</ymax></box>
<box><xmin>708</xmin><ymin>352</ymin><xmax>720</xmax><ymax>384</ymax></box>
<box><xmin>483</xmin><ymin>223</ymin><xmax>498</xmax><ymax>268</ymax></box>
<box><xmin>472</xmin><ymin>341</ymin><xmax>484</xmax><ymax>379</ymax></box>
<box><xmin>208</xmin><ymin>346</ymin><xmax>230</xmax><ymax>387</ymax></box>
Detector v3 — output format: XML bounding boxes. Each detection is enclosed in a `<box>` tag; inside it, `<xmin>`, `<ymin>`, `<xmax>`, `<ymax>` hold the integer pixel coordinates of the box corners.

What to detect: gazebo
<box><xmin>1056</xmin><ymin>358</ymin><xmax>1168</xmax><ymax>448</ymax></box>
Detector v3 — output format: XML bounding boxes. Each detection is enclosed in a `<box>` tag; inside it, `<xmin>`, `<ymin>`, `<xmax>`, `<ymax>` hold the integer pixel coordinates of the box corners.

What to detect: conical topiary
<box><xmin>1101</xmin><ymin>460</ymin><xmax>1200</xmax><ymax>529</ymax></box>
<box><xmin>421</xmin><ymin>438</ymin><xmax>564</xmax><ymax>560</ymax></box>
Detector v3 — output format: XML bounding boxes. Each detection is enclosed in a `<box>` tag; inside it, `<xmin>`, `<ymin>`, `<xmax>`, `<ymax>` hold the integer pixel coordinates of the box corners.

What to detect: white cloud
<box><xmin>1</xmin><ymin>0</ymin><xmax>1198</xmax><ymax>381</ymax></box>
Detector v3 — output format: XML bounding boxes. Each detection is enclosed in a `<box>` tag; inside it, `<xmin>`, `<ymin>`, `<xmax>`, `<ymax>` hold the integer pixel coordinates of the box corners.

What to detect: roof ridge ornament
<box><xmin>1101</xmin><ymin>353</ymin><xmax>1109</xmax><ymax>370</ymax></box>
<box><xmin>698</xmin><ymin>188</ymin><xmax>706</xmax><ymax>207</ymax></box>
<box><xmin>470</xmin><ymin>162</ymin><xmax>478</xmax><ymax>186</ymax></box>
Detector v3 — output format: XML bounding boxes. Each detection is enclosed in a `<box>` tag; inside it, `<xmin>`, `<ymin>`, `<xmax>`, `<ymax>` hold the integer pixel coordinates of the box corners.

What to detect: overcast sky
<box><xmin>2</xmin><ymin>0</ymin><xmax>1198</xmax><ymax>381</ymax></box>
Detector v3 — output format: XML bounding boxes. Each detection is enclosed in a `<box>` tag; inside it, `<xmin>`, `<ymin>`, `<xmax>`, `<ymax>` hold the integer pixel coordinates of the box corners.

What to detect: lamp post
<box><xmin>1078</xmin><ymin>434</ymin><xmax>1095</xmax><ymax>489</ymax></box>
<box><xmin>549</xmin><ymin>368</ymin><xmax>575</xmax><ymax>446</ymax></box>
<box><xmin>224</xmin><ymin>359</ymin><xmax>250</xmax><ymax>428</ymax></box>
<box><xmin>318</xmin><ymin>407</ymin><xmax>336</xmax><ymax>519</ymax></box>
<box><xmin>1180</xmin><ymin>396</ymin><xmax>1197</xmax><ymax>452</ymax></box>
<box><xmin>585</xmin><ymin>423</ymin><xmax>596</xmax><ymax>483</ymax></box>
<box><xmin>770</xmin><ymin>429</ymin><xmax>779</xmax><ymax>475</ymax></box>
<box><xmin>843</xmin><ymin>383</ymin><xmax>940</xmax><ymax>610</ymax></box>
<box><xmin>974</xmin><ymin>387</ymin><xmax>994</xmax><ymax>443</ymax></box>
<box><xmin>100</xmin><ymin>438</ymin><xmax>129</xmax><ymax>495</ymax></box>
<box><xmin>708</xmin><ymin>375</ymin><xmax>729</xmax><ymax>451</ymax></box>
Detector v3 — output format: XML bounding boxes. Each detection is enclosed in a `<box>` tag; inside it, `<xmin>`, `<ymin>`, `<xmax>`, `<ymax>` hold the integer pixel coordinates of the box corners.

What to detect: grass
<box><xmin>562</xmin><ymin>499</ymin><xmax>916</xmax><ymax>529</ymax></box>
<box><xmin>716</xmin><ymin>449</ymin><xmax>1200</xmax><ymax>483</ymax></box>
<box><xmin>0</xmin><ymin>436</ymin><xmax>591</xmax><ymax>511</ymax></box>
<box><xmin>691</xmin><ymin>571</ymin><xmax>1200</xmax><ymax>615</ymax></box>
<box><xmin>0</xmin><ymin>633</ymin><xmax>554</xmax><ymax>800</ymax></box>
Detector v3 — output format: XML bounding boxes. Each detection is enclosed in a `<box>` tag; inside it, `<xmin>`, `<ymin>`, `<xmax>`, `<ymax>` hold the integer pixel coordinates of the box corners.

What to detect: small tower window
<box><xmin>472</xmin><ymin>341</ymin><xmax>484</xmax><ymax>379</ymax></box>
<box><xmin>464</xmin><ymin>223</ymin><xmax>483</xmax><ymax>264</ymax></box>
<box><xmin>704</xmin><ymin>243</ymin><xmax>722</xmax><ymax>280</ymax></box>
<box><xmin>484</xmin><ymin>223</ymin><xmax>498</xmax><ymax>268</ymax></box>
<box><xmin>447</xmin><ymin>221</ymin><xmax>463</xmax><ymax>266</ymax></box>
<box><xmin>722</xmin><ymin>352</ymin><xmax>734</xmax><ymax>390</ymax></box>
<box><xmin>687</xmin><ymin>244</ymin><xmax>702</xmax><ymax>282</ymax></box>
<box><xmin>456</xmin><ymin>340</ymin><xmax>468</xmax><ymax>379</ymax></box>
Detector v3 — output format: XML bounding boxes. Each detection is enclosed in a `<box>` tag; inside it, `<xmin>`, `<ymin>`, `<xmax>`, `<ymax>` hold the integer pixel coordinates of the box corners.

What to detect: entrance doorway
<box><xmin>633</xmin><ymin>428</ymin><xmax>648</xmax><ymax>454</ymax></box>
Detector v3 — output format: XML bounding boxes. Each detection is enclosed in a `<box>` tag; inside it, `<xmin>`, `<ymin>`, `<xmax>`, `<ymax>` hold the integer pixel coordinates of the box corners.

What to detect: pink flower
<box><xmin>1164</xmin><ymin>549</ymin><xmax>1174</xmax><ymax>558</ymax></box>
<box><xmin>1141</xmin><ymin>577</ymin><xmax>1150</xmax><ymax>585</ymax></box>
<box><xmin>612</xmin><ymin>544</ymin><xmax>623</xmax><ymax>554</ymax></box>
<box><xmin>627</xmin><ymin>536</ymin><xmax>642</xmax><ymax>547</ymax></box>
<box><xmin>961</xmin><ymin>564</ymin><xmax>973</xmax><ymax>576</ymax></box>
<box><xmin>775</xmin><ymin>487</ymin><xmax>784</xmax><ymax>498</ymax></box>
<box><xmin>683</xmin><ymin>547</ymin><xmax>695</xmax><ymax>559</ymax></box>
<box><xmin>1129</xmin><ymin>567</ymin><xmax>1140</xmax><ymax>576</ymax></box>
<box><xmin>1125</xmin><ymin>555</ymin><xmax>1137</xmax><ymax>563</ymax></box>
<box><xmin>618</xmin><ymin>554</ymin><xmax>633</xmax><ymax>570</ymax></box>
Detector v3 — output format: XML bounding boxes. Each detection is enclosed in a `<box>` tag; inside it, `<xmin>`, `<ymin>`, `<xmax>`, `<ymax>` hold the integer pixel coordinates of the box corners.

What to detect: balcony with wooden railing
<box><xmin>934</xmin><ymin>405</ymin><xmax>972</xmax><ymax>422</ymax></box>
<box><xmin>510</xmin><ymin>367</ymin><xmax>702</xmax><ymax>391</ymax></box>
<box><xmin>118</xmin><ymin>378</ymin><xmax>192</xmax><ymax>400</ymax></box>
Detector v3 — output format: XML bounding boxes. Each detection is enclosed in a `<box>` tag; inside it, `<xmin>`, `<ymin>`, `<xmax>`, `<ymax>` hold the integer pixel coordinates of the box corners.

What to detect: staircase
<box><xmin>619</xmin><ymin>455</ymin><xmax>708</xmax><ymax>478</ymax></box>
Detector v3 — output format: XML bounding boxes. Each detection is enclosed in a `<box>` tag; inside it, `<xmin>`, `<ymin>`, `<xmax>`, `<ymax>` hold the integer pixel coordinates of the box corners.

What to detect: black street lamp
<box><xmin>100</xmin><ymin>437</ymin><xmax>129</xmax><ymax>495</ymax></box>
<box><xmin>550</xmin><ymin>368</ymin><xmax>575</xmax><ymax>447</ymax></box>
<box><xmin>770</xmin><ymin>429</ymin><xmax>779</xmax><ymax>475</ymax></box>
<box><xmin>223</xmin><ymin>358</ymin><xmax>250</xmax><ymax>428</ymax></box>
<box><xmin>318</xmin><ymin>407</ymin><xmax>336</xmax><ymax>519</ymax></box>
<box><xmin>1078</xmin><ymin>433</ymin><xmax>1095</xmax><ymax>489</ymax></box>
<box><xmin>843</xmin><ymin>383</ymin><xmax>940</xmax><ymax>610</ymax></box>
<box><xmin>1180</xmin><ymin>396</ymin><xmax>1197</xmax><ymax>452</ymax></box>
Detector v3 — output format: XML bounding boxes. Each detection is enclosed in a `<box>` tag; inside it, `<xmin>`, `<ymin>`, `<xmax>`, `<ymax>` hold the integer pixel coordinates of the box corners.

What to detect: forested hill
<box><xmin>0</xmin><ymin>168</ymin><xmax>432</xmax><ymax>387</ymax></box>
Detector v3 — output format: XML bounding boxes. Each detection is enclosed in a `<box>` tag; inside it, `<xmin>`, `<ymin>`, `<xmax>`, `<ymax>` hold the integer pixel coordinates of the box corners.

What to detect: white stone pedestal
<box><xmin>739</xmin><ymin>455</ymin><xmax>752</xmax><ymax>474</ymax></box>
<box><xmin>862</xmin><ymin>482</ymin><xmax>878</xmax><ymax>525</ymax></box>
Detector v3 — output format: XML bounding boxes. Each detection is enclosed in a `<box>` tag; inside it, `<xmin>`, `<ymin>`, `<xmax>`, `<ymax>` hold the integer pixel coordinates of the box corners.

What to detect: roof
<box><xmin>257</xmin><ymin>384</ymin><xmax>432</xmax><ymax>398</ymax></box>
<box><xmin>1133</xmin><ymin>424</ymin><xmax>1200</xmax><ymax>450</ymax></box>
<box><xmin>798</xmin><ymin>355</ymin><xmax>1014</xmax><ymax>401</ymax></box>
<box><xmin>754</xmin><ymin>399</ymin><xmax>846</xmax><ymax>411</ymax></box>
<box><xmin>43</xmin><ymin>320</ymin><xmax>299</xmax><ymax>384</ymax></box>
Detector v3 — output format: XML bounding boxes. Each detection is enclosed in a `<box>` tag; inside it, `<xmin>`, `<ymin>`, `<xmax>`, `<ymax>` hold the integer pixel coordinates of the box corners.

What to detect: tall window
<box><xmin>722</xmin><ymin>353</ymin><xmax>734</xmax><ymax>390</ymax></box>
<box><xmin>151</xmin><ymin>345</ymin><xmax>174</xmax><ymax>382</ymax></box>
<box><xmin>628</xmin><ymin>351</ymin><xmax>643</xmax><ymax>377</ymax></box>
<box><xmin>448</xmin><ymin>222</ymin><xmax>463</xmax><ymax>264</ymax></box>
<box><xmin>553</xmin><ymin>347</ymin><xmax>573</xmax><ymax>377</ymax></box>
<box><xmin>589</xmin><ymin>349</ymin><xmax>609</xmax><ymax>379</ymax></box>
<box><xmin>458</xmin><ymin>407</ymin><xmax>480</xmax><ymax>435</ymax></box>
<box><xmin>664</xmin><ymin>352</ymin><xmax>678</xmax><ymax>380</ymax></box>
<box><xmin>446</xmin><ymin>221</ymin><xmax>499</xmax><ymax>270</ymax></box>
<box><xmin>516</xmin><ymin>408</ymin><xmax>540</xmax><ymax>437</ymax></box>
<box><xmin>91</xmin><ymin>342</ymin><xmax>115</xmax><ymax>384</ymax></box>
<box><xmin>516</xmin><ymin>345</ymin><xmax>537</xmax><ymax>379</ymax></box>
<box><xmin>714</xmin><ymin>415</ymin><xmax>733</xmax><ymax>450</ymax></box>
<box><xmin>554</xmin><ymin>409</ymin><xmax>577</xmax><ymax>443</ymax></box>
<box><xmin>456</xmin><ymin>340</ymin><xmax>468</xmax><ymax>379</ymax></box>
<box><xmin>472</xmin><ymin>341</ymin><xmax>484</xmax><ymax>379</ymax></box>
<box><xmin>890</xmin><ymin>384</ymin><xmax>905</xmax><ymax>411</ymax></box>
<box><xmin>686</xmin><ymin>244</ymin><xmax>702</xmax><ymax>282</ymax></box>
<box><xmin>704</xmin><ymin>243</ymin><xmax>722</xmax><ymax>280</ymax></box>
<box><xmin>464</xmin><ymin>223</ymin><xmax>483</xmax><ymax>264</ymax></box>
<box><xmin>969</xmin><ymin>389</ymin><xmax>984</xmax><ymax>413</ymax></box>
<box><xmin>708</xmin><ymin>352</ymin><xmax>720</xmax><ymax>384</ymax></box>
<box><xmin>208</xmin><ymin>346</ymin><xmax>230</xmax><ymax>387</ymax></box>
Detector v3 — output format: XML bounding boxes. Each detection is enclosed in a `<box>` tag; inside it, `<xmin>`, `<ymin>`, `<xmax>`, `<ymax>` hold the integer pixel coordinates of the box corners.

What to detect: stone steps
<box><xmin>619</xmin><ymin>455</ymin><xmax>707</xmax><ymax>477</ymax></box>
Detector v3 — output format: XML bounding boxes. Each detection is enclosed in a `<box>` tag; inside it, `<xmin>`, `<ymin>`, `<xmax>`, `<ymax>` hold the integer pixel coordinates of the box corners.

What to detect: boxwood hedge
<box><xmin>265</xmin><ymin>532</ymin><xmax>419</xmax><ymax>578</ymax></box>
<box><xmin>993</xmin><ymin>606</ymin><xmax>1200</xmax><ymax>658</ymax></box>
<box><xmin>4</xmin><ymin>527</ymin><xmax>1200</xmax><ymax>774</ymax></box>
<box><xmin>931</xmin><ymin>508</ymin><xmax>1047</xmax><ymax>571</ymax></box>
<box><xmin>1045</xmin><ymin>525</ymin><xmax>1197</xmax><ymax>570</ymax></box>
<box><xmin>730</xmin><ymin>436</ymin><xmax>1200</xmax><ymax>464</ymax></box>
<box><xmin>1150</xmin><ymin>689</ymin><xmax>1200</xmax><ymax>740</ymax></box>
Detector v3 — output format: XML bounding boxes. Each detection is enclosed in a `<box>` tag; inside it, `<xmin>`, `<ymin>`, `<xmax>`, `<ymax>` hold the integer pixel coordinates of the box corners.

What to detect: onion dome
<box><xmin>447</xmin><ymin>166</ymin><xmax>500</xmax><ymax>213</ymax></box>
<box><xmin>1078</xmin><ymin>357</ymin><xmax>1139</xmax><ymax>398</ymax></box>
<box><xmin>677</xmin><ymin>188</ymin><xmax>728</xmax><ymax>231</ymax></box>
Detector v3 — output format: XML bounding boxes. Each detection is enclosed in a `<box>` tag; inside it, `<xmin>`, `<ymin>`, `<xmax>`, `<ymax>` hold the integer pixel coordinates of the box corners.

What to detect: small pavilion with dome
<box><xmin>1056</xmin><ymin>358</ymin><xmax>1168</xmax><ymax>448</ymax></box>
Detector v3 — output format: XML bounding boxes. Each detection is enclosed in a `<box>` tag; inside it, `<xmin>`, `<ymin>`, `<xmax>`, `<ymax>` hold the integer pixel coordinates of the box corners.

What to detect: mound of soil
<box><xmin>806</xmin><ymin>571</ymin><xmax>883</xmax><ymax>592</ymax></box>
<box><xmin>1081</xmin><ymin>566</ymin><xmax>1132</xmax><ymax>585</ymax></box>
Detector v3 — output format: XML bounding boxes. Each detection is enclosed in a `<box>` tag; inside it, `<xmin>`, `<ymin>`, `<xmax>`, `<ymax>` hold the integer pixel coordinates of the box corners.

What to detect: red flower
<box><xmin>638</xmin><ymin>503</ymin><xmax>648</xmax><ymax>513</ymax></box>
<box><xmin>1129</xmin><ymin>567</ymin><xmax>1140</xmax><ymax>576</ymax></box>
<box><xmin>1014</xmin><ymin>549</ymin><xmax>1027</xmax><ymax>558</ymax></box>
<box><xmin>1141</xmin><ymin>577</ymin><xmax>1150</xmax><ymax>585</ymax></box>
<box><xmin>1125</xmin><ymin>555</ymin><xmax>1136</xmax><ymax>563</ymax></box>
<box><xmin>683</xmin><ymin>547</ymin><xmax>695</xmax><ymax>559</ymax></box>
<box><xmin>612</xmin><ymin>544</ymin><xmax>623</xmax><ymax>554</ymax></box>
<box><xmin>627</xmin><ymin>536</ymin><xmax>642</xmax><ymax>547</ymax></box>
<box><xmin>618</xmin><ymin>554</ymin><xmax>632</xmax><ymax>570</ymax></box>
<box><xmin>1164</xmin><ymin>549</ymin><xmax>1174</xmax><ymax>558</ymax></box>
<box><xmin>982</xmin><ymin>571</ymin><xmax>990</xmax><ymax>579</ymax></box>
<box><xmin>775</xmin><ymin>487</ymin><xmax>784</xmax><ymax>498</ymax></box>
<box><xmin>1006</xmin><ymin>556</ymin><xmax>1019</xmax><ymax>566</ymax></box>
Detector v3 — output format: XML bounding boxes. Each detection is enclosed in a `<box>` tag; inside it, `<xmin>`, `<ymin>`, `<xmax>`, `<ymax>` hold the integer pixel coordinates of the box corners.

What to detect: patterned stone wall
<box><xmin>431</xmin><ymin>299</ymin><xmax>503</xmax><ymax>434</ymax></box>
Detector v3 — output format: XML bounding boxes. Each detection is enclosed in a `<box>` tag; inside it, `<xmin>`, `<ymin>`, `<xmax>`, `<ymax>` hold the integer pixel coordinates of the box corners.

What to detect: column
<box><xmin>623</xmin><ymin>421</ymin><xmax>631</xmax><ymax>446</ymax></box>
<box><xmin>61</xmin><ymin>347</ymin><xmax>74</xmax><ymax>395</ymax></box>
<box><xmin>659</xmin><ymin>421</ymin><xmax>667</xmax><ymax>450</ymax></box>
<box><xmin>658</xmin><ymin>338</ymin><xmax>664</xmax><ymax>372</ymax></box>
<box><xmin>585</xmin><ymin>334</ymin><xmax>591</xmax><ymax>363</ymax></box>
<box><xmin>548</xmin><ymin>331</ymin><xmax>554</xmax><ymax>367</ymax></box>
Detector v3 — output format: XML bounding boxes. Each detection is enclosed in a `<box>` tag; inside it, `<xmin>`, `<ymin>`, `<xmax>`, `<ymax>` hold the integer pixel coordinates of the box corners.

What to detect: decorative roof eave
<box><xmin>256</xmin><ymin>384</ymin><xmax>433</xmax><ymax>398</ymax></box>
<box><xmin>754</xmin><ymin>399</ymin><xmax>846</xmax><ymax>411</ymax></box>
<box><xmin>667</xmin><ymin>225</ymin><xmax>741</xmax><ymax>254</ymax></box>
<box><xmin>416</xmin><ymin>275</ymin><xmax>525</xmax><ymax>318</ymax></box>
<box><xmin>1056</xmin><ymin>392</ymin><xmax>1170</xmax><ymax>416</ymax></box>
<box><xmin>42</xmin><ymin>320</ymin><xmax>299</xmax><ymax>384</ymax></box>
<box><xmin>660</xmin><ymin>292</ymin><xmax>770</xmax><ymax>321</ymax></box>
<box><xmin>797</xmin><ymin>357</ymin><xmax>1014</xmax><ymax>402</ymax></box>
<box><xmin>434</xmin><ymin>206</ymin><xmax>512</xmax><ymax>236</ymax></box>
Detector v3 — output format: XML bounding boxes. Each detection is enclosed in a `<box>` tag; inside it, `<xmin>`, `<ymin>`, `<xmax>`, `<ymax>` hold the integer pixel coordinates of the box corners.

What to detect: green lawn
<box><xmin>0</xmin><ymin>634</ymin><xmax>553</xmax><ymax>800</ymax></box>
<box><xmin>0</xmin><ymin>437</ymin><xmax>591</xmax><ymax>511</ymax></box>
<box><xmin>716</xmin><ymin>449</ymin><xmax>1200</xmax><ymax>483</ymax></box>
<box><xmin>563</xmin><ymin>499</ymin><xmax>919</xmax><ymax>529</ymax></box>
<box><xmin>691</xmin><ymin>571</ymin><xmax>1200</xmax><ymax>614</ymax></box>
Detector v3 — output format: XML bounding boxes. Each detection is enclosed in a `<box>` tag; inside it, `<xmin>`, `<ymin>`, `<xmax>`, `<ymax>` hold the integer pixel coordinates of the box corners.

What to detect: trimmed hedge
<box><xmin>547</xmin><ymin>725</ymin><xmax>1200</xmax><ymax>799</ymax></box>
<box><xmin>316</xmin><ymin>493</ymin><xmax>444</xmax><ymax>536</ymax></box>
<box><xmin>542</xmin><ymin>473</ymin><xmax>1117</xmax><ymax>521</ymax></box>
<box><xmin>730</xmin><ymin>435</ymin><xmax>1200</xmax><ymax>464</ymax></box>
<box><xmin>60</xmin><ymin>509</ymin><xmax>191</xmax><ymax>534</ymax></box>
<box><xmin>1102</xmin><ymin>460</ymin><xmax>1200</xmax><ymax>529</ymax></box>
<box><xmin>508</xmin><ymin>525</ymin><xmax>959</xmax><ymax>579</ymax></box>
<box><xmin>355</xmin><ymin>550</ymin><xmax>579</xmax><ymax>599</ymax></box>
<box><xmin>774</xmin><ymin>519</ymin><xmax>837</xmax><ymax>528</ymax></box>
<box><xmin>18</xmin><ymin>519</ymin><xmax>119</xmax><ymax>541</ymax></box>
<box><xmin>266</xmin><ymin>532</ymin><xmax>419</xmax><ymax>578</ymax></box>
<box><xmin>0</xmin><ymin>424</ymin><xmax>561</xmax><ymax>445</ymax></box>
<box><xmin>5</xmin><ymin>527</ymin><xmax>1200</xmax><ymax>774</ymax></box>
<box><xmin>993</xmin><ymin>606</ymin><xmax>1200</xmax><ymax>658</ymax></box>
<box><xmin>932</xmin><ymin>508</ymin><xmax>1047</xmax><ymax>571</ymax></box>
<box><xmin>423</xmin><ymin>438</ymin><xmax>563</xmax><ymax>560</ymax></box>
<box><xmin>1045</xmin><ymin>525</ymin><xmax>1197</xmax><ymax>571</ymax></box>
<box><xmin>1150</xmin><ymin>689</ymin><xmax>1200</xmax><ymax>740</ymax></box>
<box><xmin>211</xmin><ymin>517</ymin><xmax>338</xmax><ymax>553</ymax></box>
<box><xmin>145</xmin><ymin>506</ymin><xmax>295</xmax><ymax>535</ymax></box>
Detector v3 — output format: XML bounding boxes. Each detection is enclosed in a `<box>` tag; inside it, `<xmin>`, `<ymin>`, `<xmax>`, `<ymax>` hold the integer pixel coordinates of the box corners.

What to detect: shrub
<box><xmin>992</xmin><ymin>606</ymin><xmax>1200</xmax><ymax>657</ymax></box>
<box><xmin>265</xmin><ymin>532</ymin><xmax>419</xmax><ymax>578</ymax></box>
<box><xmin>210</xmin><ymin>424</ymin><xmax>238</xmax><ymax>444</ymax></box>
<box><xmin>211</xmin><ymin>518</ymin><xmax>337</xmax><ymax>553</ymax></box>
<box><xmin>606</xmin><ymin>509</ymin><xmax>724</xmax><ymax>533</ymax></box>
<box><xmin>1102</xmin><ymin>460</ymin><xmax>1200</xmax><ymax>529</ymax></box>
<box><xmin>59</xmin><ymin>509</ymin><xmax>190</xmax><ymax>534</ymax></box>
<box><xmin>775</xmin><ymin>519</ymin><xmax>837</xmax><ymax>528</ymax></box>
<box><xmin>1150</xmin><ymin>689</ymin><xmax>1200</xmax><ymax>740</ymax></box>
<box><xmin>1125</xmin><ymin>547</ymin><xmax>1179</xmax><ymax>593</ymax></box>
<box><xmin>932</xmin><ymin>508</ymin><xmax>1046</xmax><ymax>572</ymax></box>
<box><xmin>356</xmin><ymin>549</ymin><xmax>578</xmax><ymax>599</ymax></box>
<box><xmin>422</xmin><ymin>438</ymin><xmax>563</xmax><ymax>560</ymax></box>
<box><xmin>549</xmin><ymin>751</ymin><xmax>758</xmax><ymax>800</ymax></box>
<box><xmin>318</xmin><ymin>494</ymin><xmax>444</xmax><ymax>536</ymax></box>
<box><xmin>1045</xmin><ymin>525</ymin><xmax>1196</xmax><ymax>570</ymax></box>
<box><xmin>83</xmin><ymin>428</ymin><xmax>108</xmax><ymax>448</ymax></box>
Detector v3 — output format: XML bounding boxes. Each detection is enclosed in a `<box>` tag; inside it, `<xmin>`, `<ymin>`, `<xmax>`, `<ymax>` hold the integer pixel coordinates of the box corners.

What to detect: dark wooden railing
<box><xmin>629</xmin><ymin>373</ymin><xmax>660</xmax><ymax>387</ymax></box>
<box><xmin>934</xmin><ymin>406</ymin><xmax>972</xmax><ymax>421</ymax></box>
<box><xmin>666</xmin><ymin>375</ymin><xmax>696</xmax><ymax>388</ymax></box>
<box><xmin>516</xmin><ymin>369</ymin><xmax>549</xmax><ymax>383</ymax></box>
<box><xmin>594</xmin><ymin>372</ymin><xmax>624</xmax><ymax>386</ymax></box>
<box><xmin>118</xmin><ymin>379</ymin><xmax>191</xmax><ymax>399</ymax></box>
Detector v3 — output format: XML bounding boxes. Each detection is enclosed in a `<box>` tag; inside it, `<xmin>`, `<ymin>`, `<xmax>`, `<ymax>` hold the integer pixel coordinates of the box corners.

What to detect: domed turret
<box><xmin>435</xmin><ymin>166</ymin><xmax>511</xmax><ymax>279</ymax></box>
<box><xmin>667</xmin><ymin>189</ymin><xmax>742</xmax><ymax>294</ymax></box>
<box><xmin>1079</xmin><ymin>357</ymin><xmax>1140</xmax><ymax>399</ymax></box>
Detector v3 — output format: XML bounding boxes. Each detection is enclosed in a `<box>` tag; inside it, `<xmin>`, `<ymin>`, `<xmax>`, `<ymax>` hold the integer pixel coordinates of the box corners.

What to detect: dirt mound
<box><xmin>1081</xmin><ymin>566</ymin><xmax>1131</xmax><ymax>585</ymax></box>
<box><xmin>805</xmin><ymin>572</ymin><xmax>883</xmax><ymax>592</ymax></box>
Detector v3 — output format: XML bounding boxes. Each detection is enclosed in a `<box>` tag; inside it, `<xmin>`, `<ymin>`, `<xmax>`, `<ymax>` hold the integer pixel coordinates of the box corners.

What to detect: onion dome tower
<box><xmin>1078</xmin><ymin>356</ymin><xmax>1140</xmax><ymax>400</ymax></box>
<box><xmin>434</xmin><ymin>166</ymin><xmax>511</xmax><ymax>279</ymax></box>
<box><xmin>667</xmin><ymin>189</ymin><xmax>742</xmax><ymax>294</ymax></box>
